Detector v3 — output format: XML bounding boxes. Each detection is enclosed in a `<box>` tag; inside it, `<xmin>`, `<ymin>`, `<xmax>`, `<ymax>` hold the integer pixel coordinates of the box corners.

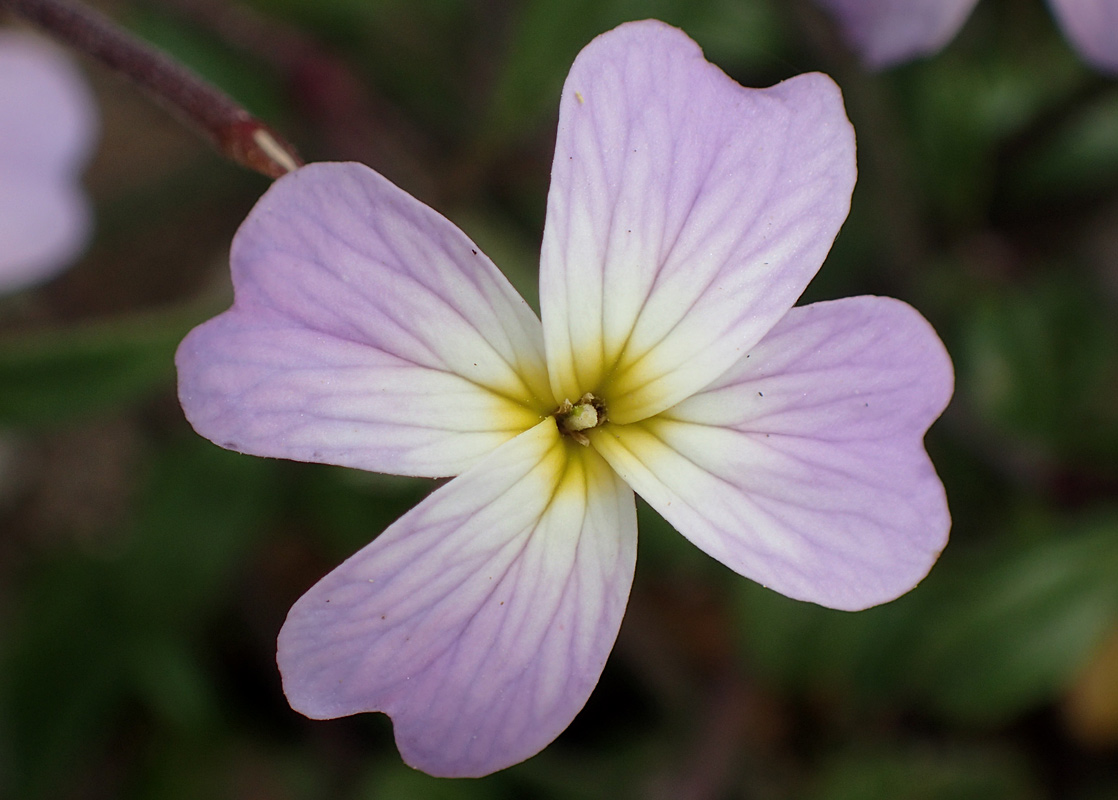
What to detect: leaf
<box><xmin>479</xmin><ymin>0</ymin><xmax>784</xmax><ymax>148</ymax></box>
<box><xmin>0</xmin><ymin>438</ymin><xmax>278</xmax><ymax>797</ymax></box>
<box><xmin>1006</xmin><ymin>89</ymin><xmax>1118</xmax><ymax>204</ymax></box>
<box><xmin>906</xmin><ymin>518</ymin><xmax>1118</xmax><ymax>722</ymax></box>
<box><xmin>0</xmin><ymin>302</ymin><xmax>215</xmax><ymax>427</ymax></box>
<box><xmin>736</xmin><ymin>514</ymin><xmax>1118</xmax><ymax>724</ymax></box>
<box><xmin>959</xmin><ymin>277</ymin><xmax>1118</xmax><ymax>463</ymax></box>
<box><xmin>804</xmin><ymin>745</ymin><xmax>1040</xmax><ymax>800</ymax></box>
<box><xmin>124</xmin><ymin>8</ymin><xmax>286</xmax><ymax>122</ymax></box>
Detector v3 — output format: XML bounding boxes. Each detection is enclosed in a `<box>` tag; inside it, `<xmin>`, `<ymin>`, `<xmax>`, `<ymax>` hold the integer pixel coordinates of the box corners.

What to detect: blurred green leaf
<box><xmin>0</xmin><ymin>438</ymin><xmax>277</xmax><ymax>798</ymax></box>
<box><xmin>0</xmin><ymin>303</ymin><xmax>216</xmax><ymax>427</ymax></box>
<box><xmin>959</xmin><ymin>276</ymin><xmax>1118</xmax><ymax>463</ymax></box>
<box><xmin>480</xmin><ymin>0</ymin><xmax>784</xmax><ymax>148</ymax></box>
<box><xmin>355</xmin><ymin>761</ymin><xmax>503</xmax><ymax>800</ymax></box>
<box><xmin>129</xmin><ymin>637</ymin><xmax>218</xmax><ymax>732</ymax></box>
<box><xmin>134</xmin><ymin>734</ymin><xmax>327</xmax><ymax>800</ymax></box>
<box><xmin>737</xmin><ymin>514</ymin><xmax>1118</xmax><ymax>723</ymax></box>
<box><xmin>735</xmin><ymin>573</ymin><xmax>929</xmax><ymax>701</ymax></box>
<box><xmin>295</xmin><ymin>464</ymin><xmax>432</xmax><ymax>558</ymax></box>
<box><xmin>252</xmin><ymin>0</ymin><xmax>475</xmax><ymax>134</ymax></box>
<box><xmin>452</xmin><ymin>206</ymin><xmax>543</xmax><ymax>314</ymax></box>
<box><xmin>906</xmin><ymin>517</ymin><xmax>1118</xmax><ymax>722</ymax></box>
<box><xmin>1007</xmin><ymin>89</ymin><xmax>1118</xmax><ymax>204</ymax></box>
<box><xmin>892</xmin><ymin>1</ymin><xmax>1084</xmax><ymax>226</ymax></box>
<box><xmin>125</xmin><ymin>9</ymin><xmax>286</xmax><ymax>122</ymax></box>
<box><xmin>803</xmin><ymin>745</ymin><xmax>1040</xmax><ymax>800</ymax></box>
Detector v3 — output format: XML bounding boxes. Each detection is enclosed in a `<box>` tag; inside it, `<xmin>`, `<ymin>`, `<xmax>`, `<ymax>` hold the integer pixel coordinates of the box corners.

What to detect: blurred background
<box><xmin>2</xmin><ymin>0</ymin><xmax>1118</xmax><ymax>797</ymax></box>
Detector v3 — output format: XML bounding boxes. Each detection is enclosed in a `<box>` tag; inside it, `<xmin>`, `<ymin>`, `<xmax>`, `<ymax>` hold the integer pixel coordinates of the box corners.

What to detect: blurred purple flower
<box><xmin>817</xmin><ymin>0</ymin><xmax>1118</xmax><ymax>72</ymax></box>
<box><xmin>0</xmin><ymin>30</ymin><xmax>97</xmax><ymax>294</ymax></box>
<box><xmin>176</xmin><ymin>20</ymin><xmax>953</xmax><ymax>777</ymax></box>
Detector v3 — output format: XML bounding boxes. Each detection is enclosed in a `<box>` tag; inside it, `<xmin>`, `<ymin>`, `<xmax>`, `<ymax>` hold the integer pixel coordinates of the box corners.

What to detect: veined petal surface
<box><xmin>0</xmin><ymin>31</ymin><xmax>97</xmax><ymax>292</ymax></box>
<box><xmin>540</xmin><ymin>20</ymin><xmax>856</xmax><ymax>424</ymax></box>
<box><xmin>815</xmin><ymin>0</ymin><xmax>979</xmax><ymax>68</ymax></box>
<box><xmin>1048</xmin><ymin>0</ymin><xmax>1118</xmax><ymax>74</ymax></box>
<box><xmin>177</xmin><ymin>162</ymin><xmax>553</xmax><ymax>477</ymax></box>
<box><xmin>278</xmin><ymin>420</ymin><xmax>637</xmax><ymax>777</ymax></box>
<box><xmin>591</xmin><ymin>297</ymin><xmax>953</xmax><ymax>610</ymax></box>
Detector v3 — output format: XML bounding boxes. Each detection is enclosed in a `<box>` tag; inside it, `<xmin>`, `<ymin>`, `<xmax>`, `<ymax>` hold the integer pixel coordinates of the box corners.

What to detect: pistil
<box><xmin>554</xmin><ymin>393</ymin><xmax>608</xmax><ymax>446</ymax></box>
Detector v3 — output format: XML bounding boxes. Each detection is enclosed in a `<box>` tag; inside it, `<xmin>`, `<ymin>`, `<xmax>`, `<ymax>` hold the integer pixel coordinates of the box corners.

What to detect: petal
<box><xmin>591</xmin><ymin>296</ymin><xmax>953</xmax><ymax>610</ymax></box>
<box><xmin>0</xmin><ymin>32</ymin><xmax>98</xmax><ymax>170</ymax></box>
<box><xmin>177</xmin><ymin>162</ymin><xmax>554</xmax><ymax>478</ymax></box>
<box><xmin>0</xmin><ymin>32</ymin><xmax>97</xmax><ymax>292</ymax></box>
<box><xmin>0</xmin><ymin>171</ymin><xmax>92</xmax><ymax>293</ymax></box>
<box><xmin>814</xmin><ymin>0</ymin><xmax>979</xmax><ymax>69</ymax></box>
<box><xmin>277</xmin><ymin>419</ymin><xmax>637</xmax><ymax>777</ymax></box>
<box><xmin>1048</xmin><ymin>0</ymin><xmax>1118</xmax><ymax>74</ymax></box>
<box><xmin>539</xmin><ymin>20</ymin><xmax>856</xmax><ymax>425</ymax></box>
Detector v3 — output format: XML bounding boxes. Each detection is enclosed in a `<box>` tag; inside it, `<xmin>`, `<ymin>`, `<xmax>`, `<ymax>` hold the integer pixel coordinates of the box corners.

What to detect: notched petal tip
<box><xmin>176</xmin><ymin>161</ymin><xmax>552</xmax><ymax>477</ymax></box>
<box><xmin>540</xmin><ymin>20</ymin><xmax>857</xmax><ymax>423</ymax></box>
<box><xmin>595</xmin><ymin>296</ymin><xmax>953</xmax><ymax>611</ymax></box>
<box><xmin>277</xmin><ymin>421</ymin><xmax>637</xmax><ymax>777</ymax></box>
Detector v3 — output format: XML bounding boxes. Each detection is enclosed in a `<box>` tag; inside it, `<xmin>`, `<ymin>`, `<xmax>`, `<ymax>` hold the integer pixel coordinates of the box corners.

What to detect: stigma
<box><xmin>554</xmin><ymin>393</ymin><xmax>608</xmax><ymax>446</ymax></box>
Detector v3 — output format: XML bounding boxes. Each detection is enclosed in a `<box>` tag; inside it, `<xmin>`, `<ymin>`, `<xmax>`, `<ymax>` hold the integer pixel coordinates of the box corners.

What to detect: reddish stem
<box><xmin>1</xmin><ymin>0</ymin><xmax>302</xmax><ymax>178</ymax></box>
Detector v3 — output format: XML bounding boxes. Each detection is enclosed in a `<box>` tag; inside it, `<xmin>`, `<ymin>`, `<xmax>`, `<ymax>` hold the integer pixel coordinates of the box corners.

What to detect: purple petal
<box><xmin>591</xmin><ymin>297</ymin><xmax>953</xmax><ymax>610</ymax></box>
<box><xmin>0</xmin><ymin>31</ymin><xmax>97</xmax><ymax>292</ymax></box>
<box><xmin>0</xmin><ymin>32</ymin><xmax>96</xmax><ymax>169</ymax></box>
<box><xmin>0</xmin><ymin>174</ymin><xmax>92</xmax><ymax>294</ymax></box>
<box><xmin>815</xmin><ymin>0</ymin><xmax>979</xmax><ymax>68</ymax></box>
<box><xmin>278</xmin><ymin>420</ymin><xmax>637</xmax><ymax>777</ymax></box>
<box><xmin>177</xmin><ymin>162</ymin><xmax>554</xmax><ymax>478</ymax></box>
<box><xmin>540</xmin><ymin>20</ymin><xmax>856</xmax><ymax>425</ymax></box>
<box><xmin>1048</xmin><ymin>0</ymin><xmax>1118</xmax><ymax>74</ymax></box>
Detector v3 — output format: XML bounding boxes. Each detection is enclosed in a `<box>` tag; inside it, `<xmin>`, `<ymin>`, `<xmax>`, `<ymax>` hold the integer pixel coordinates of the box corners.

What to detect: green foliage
<box><xmin>481</xmin><ymin>0</ymin><xmax>784</xmax><ymax>148</ymax></box>
<box><xmin>958</xmin><ymin>276</ymin><xmax>1118</xmax><ymax>463</ymax></box>
<box><xmin>252</xmin><ymin>0</ymin><xmax>478</xmax><ymax>135</ymax></box>
<box><xmin>125</xmin><ymin>8</ymin><xmax>287</xmax><ymax>122</ymax></box>
<box><xmin>889</xmin><ymin>0</ymin><xmax>1085</xmax><ymax>226</ymax></box>
<box><xmin>0</xmin><ymin>303</ymin><xmax>215</xmax><ymax>427</ymax></box>
<box><xmin>803</xmin><ymin>745</ymin><xmax>1040</xmax><ymax>800</ymax></box>
<box><xmin>736</xmin><ymin>512</ymin><xmax>1118</xmax><ymax>724</ymax></box>
<box><xmin>0</xmin><ymin>439</ymin><xmax>279</xmax><ymax>799</ymax></box>
<box><xmin>1008</xmin><ymin>88</ymin><xmax>1118</xmax><ymax>203</ymax></box>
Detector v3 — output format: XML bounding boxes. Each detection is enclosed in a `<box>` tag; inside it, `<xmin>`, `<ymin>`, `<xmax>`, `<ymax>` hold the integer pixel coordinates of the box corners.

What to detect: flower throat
<box><xmin>554</xmin><ymin>393</ymin><xmax>608</xmax><ymax>446</ymax></box>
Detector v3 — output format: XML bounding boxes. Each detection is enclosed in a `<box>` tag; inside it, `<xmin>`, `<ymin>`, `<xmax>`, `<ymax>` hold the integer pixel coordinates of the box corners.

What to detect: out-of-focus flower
<box><xmin>176</xmin><ymin>20</ymin><xmax>953</xmax><ymax>777</ymax></box>
<box><xmin>1048</xmin><ymin>0</ymin><xmax>1118</xmax><ymax>73</ymax></box>
<box><xmin>816</xmin><ymin>0</ymin><xmax>1118</xmax><ymax>72</ymax></box>
<box><xmin>0</xmin><ymin>30</ymin><xmax>97</xmax><ymax>294</ymax></box>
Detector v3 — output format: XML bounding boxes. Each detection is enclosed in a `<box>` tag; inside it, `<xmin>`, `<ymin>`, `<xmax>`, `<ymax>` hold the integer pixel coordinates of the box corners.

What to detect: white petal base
<box><xmin>278</xmin><ymin>420</ymin><xmax>637</xmax><ymax>777</ymax></box>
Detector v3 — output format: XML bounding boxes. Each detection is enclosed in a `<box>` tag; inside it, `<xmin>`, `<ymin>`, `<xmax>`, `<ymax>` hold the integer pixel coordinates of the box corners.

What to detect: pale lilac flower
<box><xmin>817</xmin><ymin>0</ymin><xmax>1118</xmax><ymax>73</ymax></box>
<box><xmin>176</xmin><ymin>20</ymin><xmax>953</xmax><ymax>777</ymax></box>
<box><xmin>0</xmin><ymin>31</ymin><xmax>97</xmax><ymax>293</ymax></box>
<box><xmin>1048</xmin><ymin>0</ymin><xmax>1118</xmax><ymax>73</ymax></box>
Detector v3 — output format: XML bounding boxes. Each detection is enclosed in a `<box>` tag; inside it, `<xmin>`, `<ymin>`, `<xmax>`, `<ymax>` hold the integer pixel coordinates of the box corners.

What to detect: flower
<box><xmin>0</xmin><ymin>30</ymin><xmax>98</xmax><ymax>294</ymax></box>
<box><xmin>176</xmin><ymin>20</ymin><xmax>953</xmax><ymax>777</ymax></box>
<box><xmin>816</xmin><ymin>0</ymin><xmax>1118</xmax><ymax>72</ymax></box>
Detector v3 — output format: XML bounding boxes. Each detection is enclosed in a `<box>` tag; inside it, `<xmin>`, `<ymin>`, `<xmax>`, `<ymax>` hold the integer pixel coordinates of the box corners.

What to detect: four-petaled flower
<box><xmin>176</xmin><ymin>20</ymin><xmax>953</xmax><ymax>778</ymax></box>
<box><xmin>0</xmin><ymin>30</ymin><xmax>97</xmax><ymax>294</ymax></box>
<box><xmin>816</xmin><ymin>0</ymin><xmax>1118</xmax><ymax>72</ymax></box>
